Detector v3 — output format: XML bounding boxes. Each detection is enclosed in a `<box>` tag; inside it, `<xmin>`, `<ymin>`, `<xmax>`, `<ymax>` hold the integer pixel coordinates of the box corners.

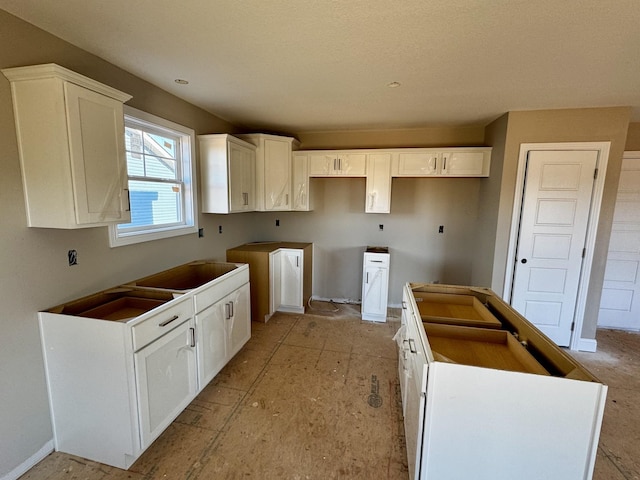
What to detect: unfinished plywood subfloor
<box><xmin>20</xmin><ymin>302</ymin><xmax>407</xmax><ymax>480</ymax></box>
<box><xmin>570</xmin><ymin>329</ymin><xmax>640</xmax><ymax>480</ymax></box>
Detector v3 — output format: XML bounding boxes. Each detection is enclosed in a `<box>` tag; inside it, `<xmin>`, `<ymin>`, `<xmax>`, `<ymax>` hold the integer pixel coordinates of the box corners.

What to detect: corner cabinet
<box><xmin>398</xmin><ymin>283</ymin><xmax>607</xmax><ymax>480</ymax></box>
<box><xmin>237</xmin><ymin>133</ymin><xmax>299</xmax><ymax>211</ymax></box>
<box><xmin>199</xmin><ymin>134</ymin><xmax>256</xmax><ymax>213</ymax></box>
<box><xmin>2</xmin><ymin>63</ymin><xmax>132</xmax><ymax>228</ymax></box>
<box><xmin>38</xmin><ymin>261</ymin><xmax>250</xmax><ymax>470</ymax></box>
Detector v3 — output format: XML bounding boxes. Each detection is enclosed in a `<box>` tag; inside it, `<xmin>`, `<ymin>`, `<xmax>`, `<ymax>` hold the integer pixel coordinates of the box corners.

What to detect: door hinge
<box><xmin>594</xmin><ymin>168</ymin><xmax>598</xmax><ymax>179</ymax></box>
<box><xmin>582</xmin><ymin>247</ymin><xmax>586</xmax><ymax>258</ymax></box>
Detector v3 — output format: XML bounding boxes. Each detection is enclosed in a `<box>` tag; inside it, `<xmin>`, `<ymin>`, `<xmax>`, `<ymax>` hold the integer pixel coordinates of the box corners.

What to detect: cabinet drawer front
<box><xmin>193</xmin><ymin>265</ymin><xmax>249</xmax><ymax>313</ymax></box>
<box><xmin>364</xmin><ymin>253</ymin><xmax>390</xmax><ymax>267</ymax></box>
<box><xmin>132</xmin><ymin>297</ymin><xmax>193</xmax><ymax>351</ymax></box>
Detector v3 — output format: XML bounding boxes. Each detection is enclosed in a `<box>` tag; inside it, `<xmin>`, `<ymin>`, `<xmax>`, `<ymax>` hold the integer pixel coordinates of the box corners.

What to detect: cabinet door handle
<box><xmin>371</xmin><ymin>260</ymin><xmax>383</xmax><ymax>263</ymax></box>
<box><xmin>333</xmin><ymin>158</ymin><xmax>337</xmax><ymax>171</ymax></box>
<box><xmin>225</xmin><ymin>303</ymin><xmax>231</xmax><ymax>320</ymax></box>
<box><xmin>408</xmin><ymin>338</ymin><xmax>417</xmax><ymax>354</ymax></box>
<box><xmin>189</xmin><ymin>327</ymin><xmax>196</xmax><ymax>347</ymax></box>
<box><xmin>402</xmin><ymin>301</ymin><xmax>407</xmax><ymax>310</ymax></box>
<box><xmin>366</xmin><ymin>272</ymin><xmax>369</xmax><ymax>284</ymax></box>
<box><xmin>243</xmin><ymin>192</ymin><xmax>249</xmax><ymax>206</ymax></box>
<box><xmin>285</xmin><ymin>193</ymin><xmax>289</xmax><ymax>206</ymax></box>
<box><xmin>229</xmin><ymin>301</ymin><xmax>234</xmax><ymax>318</ymax></box>
<box><xmin>296</xmin><ymin>256</ymin><xmax>299</xmax><ymax>268</ymax></box>
<box><xmin>159</xmin><ymin>315</ymin><xmax>179</xmax><ymax>327</ymax></box>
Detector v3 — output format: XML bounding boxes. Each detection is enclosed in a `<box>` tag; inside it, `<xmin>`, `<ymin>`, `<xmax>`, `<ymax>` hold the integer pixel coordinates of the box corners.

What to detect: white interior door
<box><xmin>511</xmin><ymin>150</ymin><xmax>598</xmax><ymax>346</ymax></box>
<box><xmin>599</xmin><ymin>152</ymin><xmax>640</xmax><ymax>330</ymax></box>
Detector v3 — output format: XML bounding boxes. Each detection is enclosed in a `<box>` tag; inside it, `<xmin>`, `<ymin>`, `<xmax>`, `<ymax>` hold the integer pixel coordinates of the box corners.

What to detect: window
<box><xmin>108</xmin><ymin>106</ymin><xmax>197</xmax><ymax>247</ymax></box>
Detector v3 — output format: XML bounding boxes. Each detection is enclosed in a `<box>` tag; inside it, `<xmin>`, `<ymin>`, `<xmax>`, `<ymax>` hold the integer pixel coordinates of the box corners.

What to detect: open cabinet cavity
<box><xmin>398</xmin><ymin>283</ymin><xmax>607</xmax><ymax>480</ymax></box>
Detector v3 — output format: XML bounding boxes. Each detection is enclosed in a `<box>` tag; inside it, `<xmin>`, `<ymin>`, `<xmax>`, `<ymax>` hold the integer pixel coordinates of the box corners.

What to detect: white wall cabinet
<box><xmin>361</xmin><ymin>250</ymin><xmax>390</xmax><ymax>321</ymax></box>
<box><xmin>308</xmin><ymin>152</ymin><xmax>367</xmax><ymax>176</ymax></box>
<box><xmin>199</xmin><ymin>134</ymin><xmax>256</xmax><ymax>213</ymax></box>
<box><xmin>292</xmin><ymin>153</ymin><xmax>312</xmax><ymax>211</ymax></box>
<box><xmin>365</xmin><ymin>153</ymin><xmax>392</xmax><ymax>213</ymax></box>
<box><xmin>237</xmin><ymin>133</ymin><xmax>298</xmax><ymax>211</ymax></box>
<box><xmin>393</xmin><ymin>148</ymin><xmax>491</xmax><ymax>177</ymax></box>
<box><xmin>38</xmin><ymin>261</ymin><xmax>250</xmax><ymax>469</ymax></box>
<box><xmin>399</xmin><ymin>283</ymin><xmax>607</xmax><ymax>480</ymax></box>
<box><xmin>2</xmin><ymin>63</ymin><xmax>132</xmax><ymax>228</ymax></box>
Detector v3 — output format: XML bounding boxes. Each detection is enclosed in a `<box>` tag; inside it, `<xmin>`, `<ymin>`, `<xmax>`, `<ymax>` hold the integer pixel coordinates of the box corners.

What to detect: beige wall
<box><xmin>626</xmin><ymin>122</ymin><xmax>640</xmax><ymax>151</ymax></box>
<box><xmin>489</xmin><ymin>107</ymin><xmax>631</xmax><ymax>340</ymax></box>
<box><xmin>297</xmin><ymin>125</ymin><xmax>485</xmax><ymax>150</ymax></box>
<box><xmin>0</xmin><ymin>10</ymin><xmax>258</xmax><ymax>477</ymax></box>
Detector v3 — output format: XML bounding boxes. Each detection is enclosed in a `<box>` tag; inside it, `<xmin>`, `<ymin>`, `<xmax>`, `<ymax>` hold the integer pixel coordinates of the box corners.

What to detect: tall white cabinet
<box><xmin>361</xmin><ymin>248</ymin><xmax>390</xmax><ymax>322</ymax></box>
<box><xmin>2</xmin><ymin>63</ymin><xmax>132</xmax><ymax>228</ymax></box>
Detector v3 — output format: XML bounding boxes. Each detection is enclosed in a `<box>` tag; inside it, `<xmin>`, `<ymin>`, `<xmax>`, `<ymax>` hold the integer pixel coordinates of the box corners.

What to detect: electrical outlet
<box><xmin>68</xmin><ymin>249</ymin><xmax>78</xmax><ymax>266</ymax></box>
<box><xmin>276</xmin><ymin>219</ymin><xmax>280</xmax><ymax>226</ymax></box>
<box><xmin>438</xmin><ymin>225</ymin><xmax>444</xmax><ymax>233</ymax></box>
<box><xmin>198</xmin><ymin>228</ymin><xmax>204</xmax><ymax>238</ymax></box>
<box><xmin>379</xmin><ymin>224</ymin><xmax>384</xmax><ymax>231</ymax></box>
<box><xmin>218</xmin><ymin>225</ymin><xmax>223</xmax><ymax>234</ymax></box>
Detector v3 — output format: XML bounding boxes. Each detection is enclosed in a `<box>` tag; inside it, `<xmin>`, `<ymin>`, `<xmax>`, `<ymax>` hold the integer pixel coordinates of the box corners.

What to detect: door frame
<box><xmin>503</xmin><ymin>142</ymin><xmax>611</xmax><ymax>351</ymax></box>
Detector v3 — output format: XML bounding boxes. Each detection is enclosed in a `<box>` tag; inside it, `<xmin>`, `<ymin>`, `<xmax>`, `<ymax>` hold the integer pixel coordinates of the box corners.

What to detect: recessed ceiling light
<box><xmin>387</xmin><ymin>81</ymin><xmax>401</xmax><ymax>88</ymax></box>
<box><xmin>174</xmin><ymin>79</ymin><xmax>189</xmax><ymax>85</ymax></box>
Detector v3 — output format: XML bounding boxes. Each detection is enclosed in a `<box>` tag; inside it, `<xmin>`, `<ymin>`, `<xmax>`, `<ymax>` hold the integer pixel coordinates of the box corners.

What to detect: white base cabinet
<box><xmin>39</xmin><ymin>261</ymin><xmax>250</xmax><ymax>469</ymax></box>
<box><xmin>361</xmin><ymin>250</ymin><xmax>390</xmax><ymax>322</ymax></box>
<box><xmin>270</xmin><ymin>248</ymin><xmax>304</xmax><ymax>314</ymax></box>
<box><xmin>398</xmin><ymin>283</ymin><xmax>607</xmax><ymax>480</ymax></box>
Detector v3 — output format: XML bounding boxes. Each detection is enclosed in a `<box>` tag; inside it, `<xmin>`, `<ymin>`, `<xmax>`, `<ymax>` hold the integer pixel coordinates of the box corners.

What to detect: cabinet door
<box><xmin>135</xmin><ymin>319</ymin><xmax>197</xmax><ymax>448</ymax></box>
<box><xmin>65</xmin><ymin>82</ymin><xmax>130</xmax><ymax>224</ymax></box>
<box><xmin>366</xmin><ymin>153</ymin><xmax>392</xmax><ymax>213</ymax></box>
<box><xmin>292</xmin><ymin>153</ymin><xmax>310</xmax><ymax>211</ymax></box>
<box><xmin>227</xmin><ymin>283</ymin><xmax>251</xmax><ymax>359</ymax></box>
<box><xmin>397</xmin><ymin>152</ymin><xmax>439</xmax><ymax>176</ymax></box>
<box><xmin>196</xmin><ymin>300</ymin><xmax>228</xmax><ymax>389</ymax></box>
<box><xmin>264</xmin><ymin>138</ymin><xmax>291</xmax><ymax>210</ymax></box>
<box><xmin>269</xmin><ymin>250</ymin><xmax>282</xmax><ymax>315</ymax></box>
<box><xmin>280</xmin><ymin>249</ymin><xmax>303</xmax><ymax>310</ymax></box>
<box><xmin>441</xmin><ymin>151</ymin><xmax>487</xmax><ymax>176</ymax></box>
<box><xmin>308</xmin><ymin>154</ymin><xmax>335</xmax><ymax>176</ymax></box>
<box><xmin>229</xmin><ymin>142</ymin><xmax>255</xmax><ymax>212</ymax></box>
<box><xmin>362</xmin><ymin>265</ymin><xmax>389</xmax><ymax>318</ymax></box>
<box><xmin>337</xmin><ymin>154</ymin><xmax>366</xmax><ymax>176</ymax></box>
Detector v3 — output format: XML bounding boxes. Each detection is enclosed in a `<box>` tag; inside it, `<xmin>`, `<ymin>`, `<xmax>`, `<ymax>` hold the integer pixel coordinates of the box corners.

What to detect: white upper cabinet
<box><xmin>393</xmin><ymin>147</ymin><xmax>491</xmax><ymax>177</ymax></box>
<box><xmin>308</xmin><ymin>152</ymin><xmax>366</xmax><ymax>176</ymax></box>
<box><xmin>2</xmin><ymin>63</ymin><xmax>132</xmax><ymax>228</ymax></box>
<box><xmin>365</xmin><ymin>153</ymin><xmax>392</xmax><ymax>213</ymax></box>
<box><xmin>237</xmin><ymin>133</ymin><xmax>298</xmax><ymax>211</ymax></box>
<box><xmin>199</xmin><ymin>134</ymin><xmax>256</xmax><ymax>214</ymax></box>
<box><xmin>292</xmin><ymin>153</ymin><xmax>312</xmax><ymax>211</ymax></box>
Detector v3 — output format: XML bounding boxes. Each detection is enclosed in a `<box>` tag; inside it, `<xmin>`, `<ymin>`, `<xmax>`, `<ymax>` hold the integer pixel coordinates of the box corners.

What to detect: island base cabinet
<box><xmin>135</xmin><ymin>319</ymin><xmax>198</xmax><ymax>449</ymax></box>
<box><xmin>400</xmin><ymin>283</ymin><xmax>607</xmax><ymax>480</ymax></box>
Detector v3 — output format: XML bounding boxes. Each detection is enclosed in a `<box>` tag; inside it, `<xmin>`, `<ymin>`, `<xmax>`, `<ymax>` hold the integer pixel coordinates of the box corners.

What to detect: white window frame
<box><xmin>109</xmin><ymin>106</ymin><xmax>198</xmax><ymax>247</ymax></box>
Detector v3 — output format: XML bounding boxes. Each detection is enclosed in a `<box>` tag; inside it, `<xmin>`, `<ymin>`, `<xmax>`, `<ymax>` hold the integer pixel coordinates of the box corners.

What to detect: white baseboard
<box><xmin>1</xmin><ymin>440</ymin><xmax>54</xmax><ymax>480</ymax></box>
<box><xmin>576</xmin><ymin>337</ymin><xmax>598</xmax><ymax>352</ymax></box>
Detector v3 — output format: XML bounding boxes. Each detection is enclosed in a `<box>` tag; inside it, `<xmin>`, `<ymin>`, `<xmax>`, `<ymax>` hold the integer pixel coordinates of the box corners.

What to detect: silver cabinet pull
<box><xmin>229</xmin><ymin>301</ymin><xmax>234</xmax><ymax>318</ymax></box>
<box><xmin>225</xmin><ymin>303</ymin><xmax>231</xmax><ymax>320</ymax></box>
<box><xmin>402</xmin><ymin>301</ymin><xmax>407</xmax><ymax>310</ymax></box>
<box><xmin>371</xmin><ymin>260</ymin><xmax>383</xmax><ymax>263</ymax></box>
<box><xmin>159</xmin><ymin>315</ymin><xmax>179</xmax><ymax>327</ymax></box>
<box><xmin>124</xmin><ymin>189</ymin><xmax>131</xmax><ymax>212</ymax></box>
<box><xmin>189</xmin><ymin>327</ymin><xmax>196</xmax><ymax>347</ymax></box>
<box><xmin>366</xmin><ymin>272</ymin><xmax>369</xmax><ymax>284</ymax></box>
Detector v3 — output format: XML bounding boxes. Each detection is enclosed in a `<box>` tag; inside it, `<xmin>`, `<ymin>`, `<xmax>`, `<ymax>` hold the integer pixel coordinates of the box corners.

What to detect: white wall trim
<box><xmin>502</xmin><ymin>142</ymin><xmax>611</xmax><ymax>351</ymax></box>
<box><xmin>1</xmin><ymin>440</ymin><xmax>53</xmax><ymax>480</ymax></box>
<box><xmin>577</xmin><ymin>338</ymin><xmax>598</xmax><ymax>353</ymax></box>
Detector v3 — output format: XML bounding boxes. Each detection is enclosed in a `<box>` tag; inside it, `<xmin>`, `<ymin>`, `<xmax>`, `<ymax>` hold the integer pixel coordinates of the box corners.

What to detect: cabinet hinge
<box><xmin>594</xmin><ymin>168</ymin><xmax>598</xmax><ymax>179</ymax></box>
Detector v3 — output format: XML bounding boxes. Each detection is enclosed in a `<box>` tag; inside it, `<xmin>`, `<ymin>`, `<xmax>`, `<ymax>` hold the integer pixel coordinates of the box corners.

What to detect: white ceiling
<box><xmin>1</xmin><ymin>0</ymin><xmax>639</xmax><ymax>133</ymax></box>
